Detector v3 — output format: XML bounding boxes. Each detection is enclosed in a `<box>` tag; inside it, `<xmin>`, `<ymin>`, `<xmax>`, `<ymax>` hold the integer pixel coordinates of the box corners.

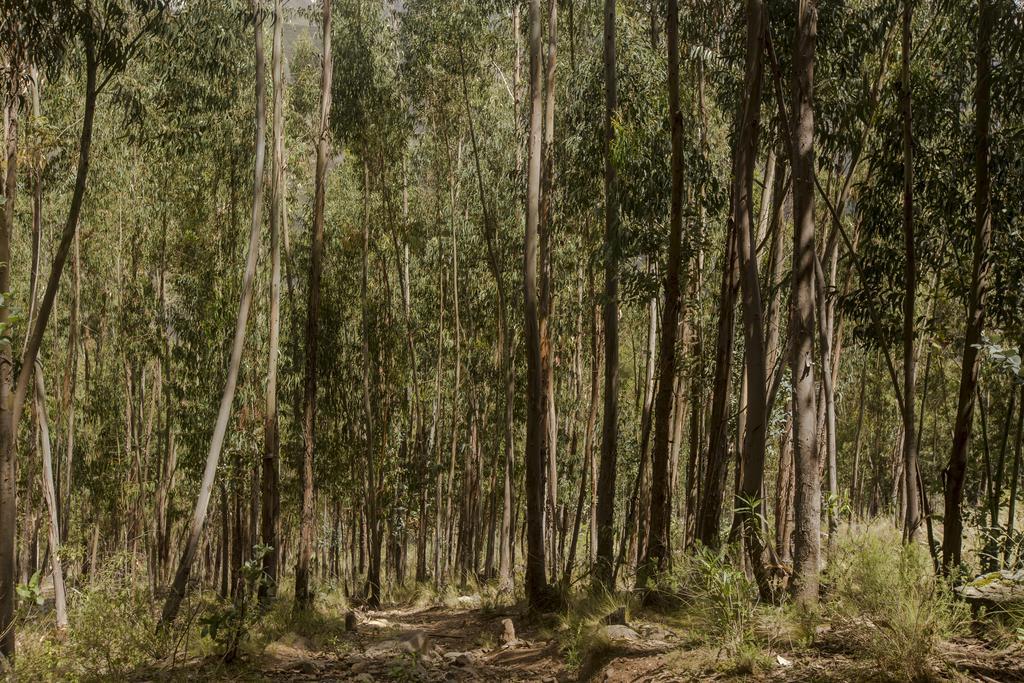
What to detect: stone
<box><xmin>397</xmin><ymin>629</ymin><xmax>430</xmax><ymax>654</ymax></box>
<box><xmin>500</xmin><ymin>618</ymin><xmax>517</xmax><ymax>646</ymax></box>
<box><xmin>599</xmin><ymin>624</ymin><xmax>640</xmax><ymax>642</ymax></box>
<box><xmin>443</xmin><ymin>651</ymin><xmax>477</xmax><ymax>666</ymax></box>
<box><xmin>957</xmin><ymin>569</ymin><xmax>1024</xmax><ymax>608</ymax></box>
<box><xmin>297</xmin><ymin>659</ymin><xmax>320</xmax><ymax>675</ymax></box>
<box><xmin>455</xmin><ymin>594</ymin><xmax>481</xmax><ymax>608</ymax></box>
<box><xmin>363</xmin><ymin>617</ymin><xmax>391</xmax><ymax>628</ymax></box>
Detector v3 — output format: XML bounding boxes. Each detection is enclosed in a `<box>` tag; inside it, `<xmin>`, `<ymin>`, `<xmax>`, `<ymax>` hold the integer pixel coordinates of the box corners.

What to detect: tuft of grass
<box><xmin>826</xmin><ymin>527</ymin><xmax>967</xmax><ymax>681</ymax></box>
<box><xmin>555</xmin><ymin>586</ymin><xmax>634</xmax><ymax>674</ymax></box>
<box><xmin>666</xmin><ymin>545</ymin><xmax>760</xmax><ymax>657</ymax></box>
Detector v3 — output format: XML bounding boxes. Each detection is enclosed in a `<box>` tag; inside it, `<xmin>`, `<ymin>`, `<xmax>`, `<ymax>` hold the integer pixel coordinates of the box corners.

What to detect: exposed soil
<box><xmin>143</xmin><ymin>604</ymin><xmax>1024</xmax><ymax>682</ymax></box>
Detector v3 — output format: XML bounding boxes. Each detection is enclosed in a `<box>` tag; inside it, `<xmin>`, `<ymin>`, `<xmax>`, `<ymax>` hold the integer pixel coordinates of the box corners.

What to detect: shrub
<box><xmin>826</xmin><ymin>528</ymin><xmax>967</xmax><ymax>681</ymax></box>
<box><xmin>16</xmin><ymin>564</ymin><xmax>170</xmax><ymax>681</ymax></box>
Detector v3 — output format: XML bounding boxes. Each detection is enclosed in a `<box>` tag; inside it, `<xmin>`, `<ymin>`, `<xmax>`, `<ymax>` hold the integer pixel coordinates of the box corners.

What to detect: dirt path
<box><xmin>257</xmin><ymin>604</ymin><xmax>1024</xmax><ymax>682</ymax></box>
<box><xmin>262</xmin><ymin>604</ymin><xmax>570</xmax><ymax>682</ymax></box>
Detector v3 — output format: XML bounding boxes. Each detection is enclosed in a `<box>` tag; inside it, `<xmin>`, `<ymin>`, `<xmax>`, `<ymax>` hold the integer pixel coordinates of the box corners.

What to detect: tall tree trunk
<box><xmin>899</xmin><ymin>0</ymin><xmax>921</xmax><ymax>544</ymax></box>
<box><xmin>624</xmin><ymin>294</ymin><xmax>657</xmax><ymax>580</ymax></box>
<box><xmin>813</xmin><ymin>252</ymin><xmax>839</xmax><ymax>544</ymax></box>
<box><xmin>587</xmin><ymin>269</ymin><xmax>602</xmax><ymax>569</ymax></box>
<box><xmin>260</xmin><ymin>0</ymin><xmax>284</xmax><ymax>602</ymax></box>
<box><xmin>61</xmin><ymin>233</ymin><xmax>81</xmax><ymax>548</ymax></box>
<box><xmin>34</xmin><ymin>367</ymin><xmax>67</xmax><ymax>631</ymax></box>
<box><xmin>539</xmin><ymin>0</ymin><xmax>560</xmax><ymax>583</ymax></box>
<box><xmin>0</xmin><ymin>95</ymin><xmax>21</xmax><ymax>660</ymax></box>
<box><xmin>942</xmin><ymin>0</ymin><xmax>994</xmax><ymax>570</ymax></box>
<box><xmin>501</xmin><ymin>3</ymin><xmax>523</xmax><ymax>590</ymax></box>
<box><xmin>595</xmin><ymin>0</ymin><xmax>620</xmax><ymax>592</ymax></box>
<box><xmin>442</xmin><ymin>162</ymin><xmax>462</xmax><ymax>584</ymax></box>
<box><xmin>2</xmin><ymin>41</ymin><xmax>99</xmax><ymax>655</ymax></box>
<box><xmin>731</xmin><ymin>0</ymin><xmax>771</xmax><ymax>597</ymax></box>
<box><xmin>160</xmin><ymin>9</ymin><xmax>265</xmax><ymax>624</ymax></box>
<box><xmin>1003</xmin><ymin>394</ymin><xmax>1023</xmax><ymax>566</ymax></box>
<box><xmin>295</xmin><ymin>0</ymin><xmax>331</xmax><ymax>611</ymax></box>
<box><xmin>850</xmin><ymin>360</ymin><xmax>868</xmax><ymax>519</ymax></box>
<box><xmin>525</xmin><ymin>0</ymin><xmax>552</xmax><ymax>608</ymax></box>
<box><xmin>789</xmin><ymin>0</ymin><xmax>821</xmax><ymax>606</ymax></box>
<box><xmin>362</xmin><ymin>163</ymin><xmax>381</xmax><ymax>607</ymax></box>
<box><xmin>696</xmin><ymin>221</ymin><xmax>739</xmax><ymax>547</ymax></box>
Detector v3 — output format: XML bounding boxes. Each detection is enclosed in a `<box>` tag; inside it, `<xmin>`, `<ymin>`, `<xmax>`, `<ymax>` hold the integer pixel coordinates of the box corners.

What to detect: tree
<box><xmin>594</xmin><ymin>0</ymin><xmax>620</xmax><ymax>594</ymax></box>
<box><xmin>295</xmin><ymin>0</ymin><xmax>332</xmax><ymax>611</ymax></box>
<box><xmin>942</xmin><ymin>0</ymin><xmax>995</xmax><ymax>570</ymax></box>
<box><xmin>524</xmin><ymin>0</ymin><xmax>551</xmax><ymax>608</ymax></box>
<box><xmin>789</xmin><ymin>0</ymin><xmax>821</xmax><ymax>606</ymax></box>
<box><xmin>641</xmin><ymin>0</ymin><xmax>685</xmax><ymax>586</ymax></box>
<box><xmin>899</xmin><ymin>0</ymin><xmax>921</xmax><ymax>544</ymax></box>
<box><xmin>260</xmin><ymin>0</ymin><xmax>285</xmax><ymax>602</ymax></box>
<box><xmin>160</xmin><ymin>0</ymin><xmax>265</xmax><ymax>626</ymax></box>
<box><xmin>1</xmin><ymin>0</ymin><xmax>166</xmax><ymax>654</ymax></box>
<box><xmin>730</xmin><ymin>0</ymin><xmax>772</xmax><ymax>595</ymax></box>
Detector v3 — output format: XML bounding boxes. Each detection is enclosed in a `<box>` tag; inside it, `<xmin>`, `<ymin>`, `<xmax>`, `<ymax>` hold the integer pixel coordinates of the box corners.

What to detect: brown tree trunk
<box><xmin>594</xmin><ymin>0</ymin><xmax>621</xmax><ymax>592</ymax></box>
<box><xmin>1003</xmin><ymin>394</ymin><xmax>1023</xmax><ymax>566</ymax></box>
<box><xmin>696</xmin><ymin>220</ymin><xmax>739</xmax><ymax>547</ymax></box>
<box><xmin>789</xmin><ymin>0</ymin><xmax>821</xmax><ymax>606</ymax></box>
<box><xmin>295</xmin><ymin>0</ymin><xmax>331</xmax><ymax>611</ymax></box>
<box><xmin>850</xmin><ymin>360</ymin><xmax>868</xmax><ymax>519</ymax></box>
<box><xmin>2</xmin><ymin>41</ymin><xmax>99</xmax><ymax>655</ymax></box>
<box><xmin>0</xmin><ymin>95</ymin><xmax>20</xmax><ymax>661</ymax></box>
<box><xmin>539</xmin><ymin>0</ymin><xmax>560</xmax><ymax>583</ymax></box>
<box><xmin>943</xmin><ymin>0</ymin><xmax>994</xmax><ymax>570</ymax></box>
<box><xmin>899</xmin><ymin>0</ymin><xmax>921</xmax><ymax>544</ymax></box>
<box><xmin>644</xmin><ymin>0</ymin><xmax>687</xmax><ymax>570</ymax></box>
<box><xmin>260</xmin><ymin>0</ymin><xmax>284</xmax><ymax>602</ymax></box>
<box><xmin>730</xmin><ymin>0</ymin><xmax>771</xmax><ymax>597</ymax></box>
<box><xmin>524</xmin><ymin>0</ymin><xmax>552</xmax><ymax>607</ymax></box>
<box><xmin>362</xmin><ymin>163</ymin><xmax>382</xmax><ymax>607</ymax></box>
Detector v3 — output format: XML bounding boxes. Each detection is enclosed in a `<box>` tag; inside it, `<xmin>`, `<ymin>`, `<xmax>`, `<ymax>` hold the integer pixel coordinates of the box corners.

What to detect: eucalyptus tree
<box><xmin>261</xmin><ymin>0</ymin><xmax>286</xmax><ymax>601</ymax></box>
<box><xmin>789</xmin><ymin>0</ymin><xmax>821</xmax><ymax>606</ymax></box>
<box><xmin>640</xmin><ymin>0</ymin><xmax>685</xmax><ymax>586</ymax></box>
<box><xmin>160</xmin><ymin>0</ymin><xmax>265</xmax><ymax>626</ymax></box>
<box><xmin>0</xmin><ymin>0</ymin><xmax>167</xmax><ymax>658</ymax></box>
<box><xmin>594</xmin><ymin>0</ymin><xmax>621</xmax><ymax>595</ymax></box>
<box><xmin>898</xmin><ymin>0</ymin><xmax>921</xmax><ymax>544</ymax></box>
<box><xmin>729</xmin><ymin>0</ymin><xmax>772</xmax><ymax>594</ymax></box>
<box><xmin>943</xmin><ymin>0</ymin><xmax>996</xmax><ymax>570</ymax></box>
<box><xmin>295</xmin><ymin>0</ymin><xmax>332</xmax><ymax>611</ymax></box>
<box><xmin>524</xmin><ymin>0</ymin><xmax>552</xmax><ymax>607</ymax></box>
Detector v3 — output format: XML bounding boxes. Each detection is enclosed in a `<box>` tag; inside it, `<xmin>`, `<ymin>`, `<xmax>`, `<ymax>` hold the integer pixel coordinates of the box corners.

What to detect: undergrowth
<box><xmin>825</xmin><ymin>527</ymin><xmax>968</xmax><ymax>681</ymax></box>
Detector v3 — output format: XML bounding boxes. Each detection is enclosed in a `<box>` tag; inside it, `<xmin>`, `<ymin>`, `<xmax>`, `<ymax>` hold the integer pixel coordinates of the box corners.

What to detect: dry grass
<box><xmin>825</xmin><ymin>526</ymin><xmax>968</xmax><ymax>681</ymax></box>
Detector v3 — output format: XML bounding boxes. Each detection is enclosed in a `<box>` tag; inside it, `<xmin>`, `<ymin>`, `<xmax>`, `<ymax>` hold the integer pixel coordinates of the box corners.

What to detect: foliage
<box><xmin>15</xmin><ymin>564</ymin><xmax>170</xmax><ymax>681</ymax></box>
<box><xmin>826</xmin><ymin>528</ymin><xmax>968</xmax><ymax>681</ymax></box>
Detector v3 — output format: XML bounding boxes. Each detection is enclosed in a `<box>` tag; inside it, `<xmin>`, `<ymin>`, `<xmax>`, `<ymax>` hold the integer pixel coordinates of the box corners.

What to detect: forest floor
<box><xmin>149</xmin><ymin>599</ymin><xmax>1024</xmax><ymax>682</ymax></box>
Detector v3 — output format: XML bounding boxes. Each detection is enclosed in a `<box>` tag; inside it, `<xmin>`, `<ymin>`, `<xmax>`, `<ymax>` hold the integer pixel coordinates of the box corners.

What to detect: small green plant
<box><xmin>16</xmin><ymin>570</ymin><xmax>45</xmax><ymax>607</ymax></box>
<box><xmin>674</xmin><ymin>545</ymin><xmax>758</xmax><ymax>655</ymax></box>
<box><xmin>199</xmin><ymin>544</ymin><xmax>272</xmax><ymax>661</ymax></box>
